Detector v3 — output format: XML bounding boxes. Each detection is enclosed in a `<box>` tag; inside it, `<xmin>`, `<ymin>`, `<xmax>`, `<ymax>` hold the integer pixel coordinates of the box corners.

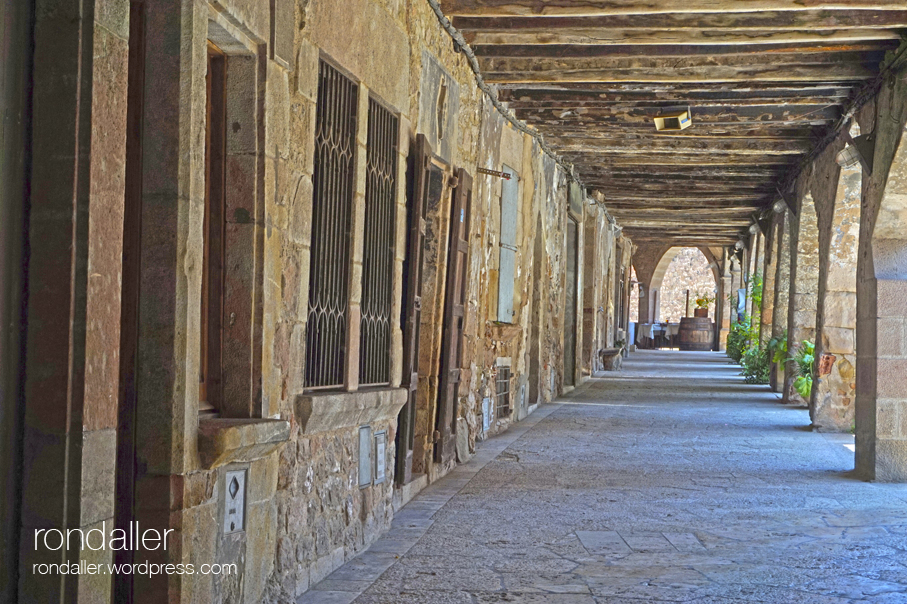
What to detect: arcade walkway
<box><xmin>302</xmin><ymin>351</ymin><xmax>907</xmax><ymax>604</ymax></box>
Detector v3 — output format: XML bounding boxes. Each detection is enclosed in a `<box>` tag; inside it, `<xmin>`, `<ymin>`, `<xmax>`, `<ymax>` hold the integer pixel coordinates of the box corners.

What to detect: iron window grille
<box><xmin>305</xmin><ymin>60</ymin><xmax>358</xmax><ymax>389</ymax></box>
<box><xmin>359</xmin><ymin>98</ymin><xmax>398</xmax><ymax>386</ymax></box>
<box><xmin>496</xmin><ymin>365</ymin><xmax>512</xmax><ymax>417</ymax></box>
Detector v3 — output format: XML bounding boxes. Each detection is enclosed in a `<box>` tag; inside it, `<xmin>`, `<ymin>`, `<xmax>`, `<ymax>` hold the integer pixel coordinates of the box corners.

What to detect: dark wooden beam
<box><xmin>548</xmin><ymin>136</ymin><xmax>813</xmax><ymax>154</ymax></box>
<box><xmin>465</xmin><ymin>28</ymin><xmax>901</xmax><ymax>46</ymax></box>
<box><xmin>480</xmin><ymin>52</ymin><xmax>887</xmax><ymax>80</ymax></box>
<box><xmin>455</xmin><ymin>11</ymin><xmax>907</xmax><ymax>32</ymax></box>
<box><xmin>486</xmin><ymin>62</ymin><xmax>877</xmax><ymax>83</ymax></box>
<box><xmin>442</xmin><ymin>0</ymin><xmax>907</xmax><ymax>17</ymax></box>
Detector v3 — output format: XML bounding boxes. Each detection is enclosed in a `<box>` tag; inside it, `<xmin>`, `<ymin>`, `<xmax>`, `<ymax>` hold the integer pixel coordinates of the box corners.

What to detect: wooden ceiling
<box><xmin>443</xmin><ymin>1</ymin><xmax>907</xmax><ymax>246</ymax></box>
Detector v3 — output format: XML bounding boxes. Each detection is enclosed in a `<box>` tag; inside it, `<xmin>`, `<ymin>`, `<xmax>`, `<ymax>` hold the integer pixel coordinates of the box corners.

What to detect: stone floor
<box><xmin>299</xmin><ymin>350</ymin><xmax>907</xmax><ymax>604</ymax></box>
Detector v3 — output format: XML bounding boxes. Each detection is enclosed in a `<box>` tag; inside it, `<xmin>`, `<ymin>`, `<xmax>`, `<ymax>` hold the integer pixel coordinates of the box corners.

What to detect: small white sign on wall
<box><xmin>482</xmin><ymin>397</ymin><xmax>492</xmax><ymax>432</ymax></box>
<box><xmin>224</xmin><ymin>470</ymin><xmax>246</xmax><ymax>534</ymax></box>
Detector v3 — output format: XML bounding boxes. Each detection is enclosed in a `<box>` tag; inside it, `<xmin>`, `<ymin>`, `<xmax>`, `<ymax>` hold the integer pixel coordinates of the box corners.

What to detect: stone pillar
<box><xmin>717</xmin><ymin>248</ymin><xmax>732</xmax><ymax>350</ymax></box>
<box><xmin>855</xmin><ymin>74</ymin><xmax>907</xmax><ymax>481</ymax></box>
<box><xmin>729</xmin><ymin>255</ymin><xmax>742</xmax><ymax>325</ymax></box>
<box><xmin>18</xmin><ymin>0</ymin><xmax>130</xmax><ymax>601</ymax></box>
<box><xmin>812</xmin><ymin>131</ymin><xmax>861</xmax><ymax>432</ymax></box>
<box><xmin>752</xmin><ymin>230</ymin><xmax>765</xmax><ymax>323</ymax></box>
<box><xmin>771</xmin><ymin>212</ymin><xmax>792</xmax><ymax>392</ymax></box>
<box><xmin>760</xmin><ymin>219</ymin><xmax>778</xmax><ymax>346</ymax></box>
<box><xmin>785</xmin><ymin>191</ymin><xmax>820</xmax><ymax>405</ymax></box>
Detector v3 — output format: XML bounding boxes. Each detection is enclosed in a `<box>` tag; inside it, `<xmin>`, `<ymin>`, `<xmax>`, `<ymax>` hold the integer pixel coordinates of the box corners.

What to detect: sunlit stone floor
<box><xmin>301</xmin><ymin>350</ymin><xmax>907</xmax><ymax>604</ymax></box>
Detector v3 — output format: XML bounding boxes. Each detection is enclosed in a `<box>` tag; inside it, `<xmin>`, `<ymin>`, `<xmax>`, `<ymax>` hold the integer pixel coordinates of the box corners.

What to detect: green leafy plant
<box><xmin>789</xmin><ymin>340</ymin><xmax>815</xmax><ymax>400</ymax></box>
<box><xmin>694</xmin><ymin>293</ymin><xmax>715</xmax><ymax>309</ymax></box>
<box><xmin>740</xmin><ymin>345</ymin><xmax>771</xmax><ymax>384</ymax></box>
<box><xmin>767</xmin><ymin>330</ymin><xmax>788</xmax><ymax>364</ymax></box>
<box><xmin>726</xmin><ymin>318</ymin><xmax>750</xmax><ymax>363</ymax></box>
<box><xmin>748</xmin><ymin>271</ymin><xmax>763</xmax><ymax>316</ymax></box>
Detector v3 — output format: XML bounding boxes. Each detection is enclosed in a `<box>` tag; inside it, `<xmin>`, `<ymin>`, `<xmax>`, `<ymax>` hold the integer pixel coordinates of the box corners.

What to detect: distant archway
<box><xmin>649</xmin><ymin>247</ymin><xmax>718</xmax><ymax>322</ymax></box>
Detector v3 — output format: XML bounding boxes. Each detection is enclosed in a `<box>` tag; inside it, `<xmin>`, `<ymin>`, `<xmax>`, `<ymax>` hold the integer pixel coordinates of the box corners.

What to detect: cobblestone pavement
<box><xmin>300</xmin><ymin>350</ymin><xmax>907</xmax><ymax>604</ymax></box>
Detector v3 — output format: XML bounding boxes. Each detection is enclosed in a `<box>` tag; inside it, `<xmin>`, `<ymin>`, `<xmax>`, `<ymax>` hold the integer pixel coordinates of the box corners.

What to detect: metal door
<box><xmin>435</xmin><ymin>168</ymin><xmax>472</xmax><ymax>464</ymax></box>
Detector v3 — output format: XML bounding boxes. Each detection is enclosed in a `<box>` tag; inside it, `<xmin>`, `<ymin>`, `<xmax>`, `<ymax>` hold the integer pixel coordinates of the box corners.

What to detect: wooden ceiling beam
<box><xmin>480</xmin><ymin>52</ymin><xmax>886</xmax><ymax>77</ymax></box>
<box><xmin>466</xmin><ymin>29</ymin><xmax>900</xmax><ymax>46</ymax></box>
<box><xmin>441</xmin><ymin>1</ymin><xmax>907</xmax><ymax>17</ymax></box>
<box><xmin>485</xmin><ymin>62</ymin><xmax>877</xmax><ymax>83</ymax></box>
<box><xmin>547</xmin><ymin>136</ymin><xmax>813</xmax><ymax>154</ymax></box>
<box><xmin>455</xmin><ymin>11</ymin><xmax>907</xmax><ymax>32</ymax></box>
<box><xmin>497</xmin><ymin>81</ymin><xmax>859</xmax><ymax>92</ymax></box>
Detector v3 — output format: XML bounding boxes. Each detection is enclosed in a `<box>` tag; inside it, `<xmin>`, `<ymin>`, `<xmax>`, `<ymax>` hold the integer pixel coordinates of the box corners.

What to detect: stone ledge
<box><xmin>198</xmin><ymin>418</ymin><xmax>290</xmax><ymax>469</ymax></box>
<box><xmin>295</xmin><ymin>387</ymin><xmax>407</xmax><ymax>435</ymax></box>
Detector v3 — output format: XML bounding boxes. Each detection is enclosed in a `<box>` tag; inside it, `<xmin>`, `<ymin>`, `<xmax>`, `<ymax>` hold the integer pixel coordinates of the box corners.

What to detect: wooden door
<box><xmin>435</xmin><ymin>168</ymin><xmax>472</xmax><ymax>464</ymax></box>
<box><xmin>564</xmin><ymin>218</ymin><xmax>578</xmax><ymax>386</ymax></box>
<box><xmin>396</xmin><ymin>134</ymin><xmax>431</xmax><ymax>485</ymax></box>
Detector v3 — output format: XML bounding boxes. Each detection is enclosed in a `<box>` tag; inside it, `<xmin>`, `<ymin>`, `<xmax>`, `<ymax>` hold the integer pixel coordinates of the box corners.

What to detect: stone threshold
<box><xmin>297</xmin><ymin>401</ymin><xmax>563</xmax><ymax>604</ymax></box>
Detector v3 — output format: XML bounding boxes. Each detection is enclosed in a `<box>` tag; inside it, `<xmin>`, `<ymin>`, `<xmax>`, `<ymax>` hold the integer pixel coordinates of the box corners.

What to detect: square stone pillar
<box><xmin>771</xmin><ymin>212</ymin><xmax>792</xmax><ymax>392</ymax></box>
<box><xmin>18</xmin><ymin>0</ymin><xmax>129</xmax><ymax>600</ymax></box>
<box><xmin>855</xmin><ymin>75</ymin><xmax>907</xmax><ymax>482</ymax></box>
<box><xmin>812</xmin><ymin>136</ymin><xmax>861</xmax><ymax>432</ymax></box>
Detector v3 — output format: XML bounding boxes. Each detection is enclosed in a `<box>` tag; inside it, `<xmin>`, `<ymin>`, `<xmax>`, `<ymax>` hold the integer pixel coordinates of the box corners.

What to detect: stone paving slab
<box><xmin>300</xmin><ymin>351</ymin><xmax>907</xmax><ymax>604</ymax></box>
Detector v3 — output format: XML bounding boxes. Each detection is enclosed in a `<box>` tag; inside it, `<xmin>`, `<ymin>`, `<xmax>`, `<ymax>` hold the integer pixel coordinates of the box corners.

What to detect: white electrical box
<box><xmin>359</xmin><ymin>426</ymin><xmax>372</xmax><ymax>487</ymax></box>
<box><xmin>374</xmin><ymin>431</ymin><xmax>387</xmax><ymax>484</ymax></box>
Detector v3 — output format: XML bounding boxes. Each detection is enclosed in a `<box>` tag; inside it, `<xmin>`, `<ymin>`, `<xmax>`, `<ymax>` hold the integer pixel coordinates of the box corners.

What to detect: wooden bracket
<box><xmin>843</xmin><ymin>130</ymin><xmax>876</xmax><ymax>175</ymax></box>
<box><xmin>776</xmin><ymin>187</ymin><xmax>798</xmax><ymax>218</ymax></box>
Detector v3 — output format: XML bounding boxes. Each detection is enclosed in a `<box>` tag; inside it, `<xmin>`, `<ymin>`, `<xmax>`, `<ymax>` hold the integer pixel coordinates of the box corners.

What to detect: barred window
<box><xmin>306</xmin><ymin>61</ymin><xmax>358</xmax><ymax>389</ymax></box>
<box><xmin>496</xmin><ymin>365</ymin><xmax>512</xmax><ymax>417</ymax></box>
<box><xmin>360</xmin><ymin>98</ymin><xmax>398</xmax><ymax>386</ymax></box>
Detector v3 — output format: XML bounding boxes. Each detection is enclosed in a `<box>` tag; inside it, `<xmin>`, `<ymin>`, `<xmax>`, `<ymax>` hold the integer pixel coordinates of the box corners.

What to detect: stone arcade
<box><xmin>2</xmin><ymin>1</ymin><xmax>907</xmax><ymax>603</ymax></box>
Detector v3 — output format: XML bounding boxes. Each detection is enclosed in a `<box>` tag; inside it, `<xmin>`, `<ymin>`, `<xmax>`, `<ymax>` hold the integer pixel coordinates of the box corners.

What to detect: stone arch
<box><xmin>649</xmin><ymin>246</ymin><xmax>719</xmax><ymax>322</ymax></box>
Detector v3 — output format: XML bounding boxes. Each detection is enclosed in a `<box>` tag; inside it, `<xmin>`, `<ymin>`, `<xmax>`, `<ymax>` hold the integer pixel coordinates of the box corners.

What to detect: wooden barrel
<box><xmin>678</xmin><ymin>317</ymin><xmax>712</xmax><ymax>351</ymax></box>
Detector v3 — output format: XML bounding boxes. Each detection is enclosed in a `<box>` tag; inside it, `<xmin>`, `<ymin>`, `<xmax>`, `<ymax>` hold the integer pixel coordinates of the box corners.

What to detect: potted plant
<box><xmin>693</xmin><ymin>294</ymin><xmax>714</xmax><ymax>318</ymax></box>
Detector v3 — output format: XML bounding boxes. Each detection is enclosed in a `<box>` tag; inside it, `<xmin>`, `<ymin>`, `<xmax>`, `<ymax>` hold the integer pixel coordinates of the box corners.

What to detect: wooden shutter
<box><xmin>497</xmin><ymin>165</ymin><xmax>518</xmax><ymax>322</ymax></box>
<box><xmin>396</xmin><ymin>134</ymin><xmax>431</xmax><ymax>484</ymax></box>
<box><xmin>435</xmin><ymin>168</ymin><xmax>472</xmax><ymax>464</ymax></box>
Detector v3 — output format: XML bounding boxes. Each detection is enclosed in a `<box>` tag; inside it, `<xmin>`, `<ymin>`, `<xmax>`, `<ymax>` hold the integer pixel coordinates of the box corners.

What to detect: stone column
<box><xmin>18</xmin><ymin>0</ymin><xmax>130</xmax><ymax>601</ymax></box>
<box><xmin>760</xmin><ymin>220</ymin><xmax>778</xmax><ymax>346</ymax></box>
<box><xmin>729</xmin><ymin>255</ymin><xmax>742</xmax><ymax>325</ymax></box>
<box><xmin>771</xmin><ymin>211</ymin><xmax>792</xmax><ymax>392</ymax></box>
<box><xmin>717</xmin><ymin>248</ymin><xmax>732</xmax><ymax>350</ymax></box>
<box><xmin>785</xmin><ymin>192</ymin><xmax>820</xmax><ymax>405</ymax></box>
<box><xmin>855</xmin><ymin>75</ymin><xmax>907</xmax><ymax>481</ymax></box>
<box><xmin>812</xmin><ymin>131</ymin><xmax>861</xmax><ymax>432</ymax></box>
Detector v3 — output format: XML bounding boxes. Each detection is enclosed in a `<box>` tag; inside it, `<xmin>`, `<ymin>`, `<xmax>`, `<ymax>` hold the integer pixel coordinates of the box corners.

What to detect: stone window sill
<box><xmin>295</xmin><ymin>387</ymin><xmax>407</xmax><ymax>435</ymax></box>
<box><xmin>197</xmin><ymin>418</ymin><xmax>291</xmax><ymax>469</ymax></box>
